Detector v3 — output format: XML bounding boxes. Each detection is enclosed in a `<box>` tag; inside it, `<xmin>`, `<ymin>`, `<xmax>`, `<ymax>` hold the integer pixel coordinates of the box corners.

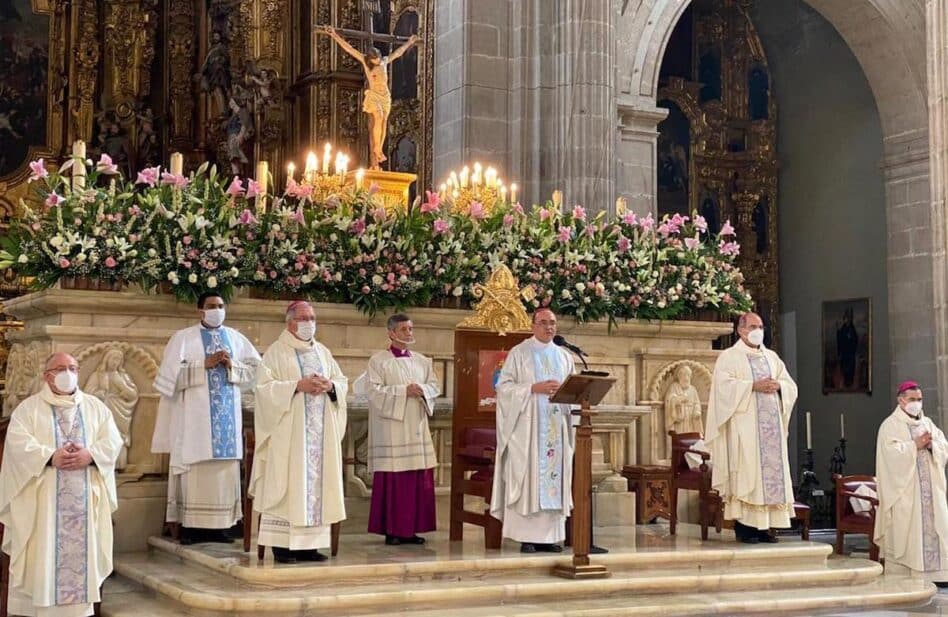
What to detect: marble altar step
<box><xmin>109</xmin><ymin>544</ymin><xmax>923</xmax><ymax>615</ymax></box>
<box><xmin>101</xmin><ymin>566</ymin><xmax>934</xmax><ymax>617</ymax></box>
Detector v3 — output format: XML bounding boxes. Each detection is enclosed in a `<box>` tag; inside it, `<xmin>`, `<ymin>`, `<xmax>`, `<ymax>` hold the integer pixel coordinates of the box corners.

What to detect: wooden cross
<box><xmin>314</xmin><ymin>1</ymin><xmax>412</xmax><ymax>49</ymax></box>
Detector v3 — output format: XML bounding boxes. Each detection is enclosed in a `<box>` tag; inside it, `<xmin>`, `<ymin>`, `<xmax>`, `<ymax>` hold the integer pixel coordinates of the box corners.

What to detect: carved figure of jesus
<box><xmin>319</xmin><ymin>25</ymin><xmax>419</xmax><ymax>170</ymax></box>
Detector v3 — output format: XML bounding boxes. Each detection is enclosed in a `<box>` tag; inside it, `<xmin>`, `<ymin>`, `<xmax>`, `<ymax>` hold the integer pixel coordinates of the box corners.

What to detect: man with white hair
<box><xmin>0</xmin><ymin>352</ymin><xmax>123</xmax><ymax>616</ymax></box>
<box><xmin>874</xmin><ymin>380</ymin><xmax>948</xmax><ymax>585</ymax></box>
<box><xmin>251</xmin><ymin>301</ymin><xmax>348</xmax><ymax>563</ymax></box>
<box><xmin>705</xmin><ymin>312</ymin><xmax>798</xmax><ymax>544</ymax></box>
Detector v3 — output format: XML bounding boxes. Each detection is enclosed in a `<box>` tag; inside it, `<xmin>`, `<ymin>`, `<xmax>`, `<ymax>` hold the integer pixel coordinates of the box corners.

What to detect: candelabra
<box><xmin>440</xmin><ymin>163</ymin><xmax>515</xmax><ymax>216</ymax></box>
<box><xmin>829</xmin><ymin>438</ymin><xmax>847</xmax><ymax>476</ymax></box>
<box><xmin>286</xmin><ymin>143</ymin><xmax>363</xmax><ymax>203</ymax></box>
<box><xmin>795</xmin><ymin>448</ymin><xmax>820</xmax><ymax>501</ymax></box>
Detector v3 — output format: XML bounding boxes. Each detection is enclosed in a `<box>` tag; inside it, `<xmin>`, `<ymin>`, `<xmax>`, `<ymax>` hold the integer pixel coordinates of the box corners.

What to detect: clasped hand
<box><xmin>531</xmin><ymin>380</ymin><xmax>561</xmax><ymax>397</ymax></box>
<box><xmin>51</xmin><ymin>443</ymin><xmax>93</xmax><ymax>470</ymax></box>
<box><xmin>205</xmin><ymin>350</ymin><xmax>232</xmax><ymax>369</ymax></box>
<box><xmin>406</xmin><ymin>383</ymin><xmax>424</xmax><ymax>398</ymax></box>
<box><xmin>915</xmin><ymin>431</ymin><xmax>933</xmax><ymax>450</ymax></box>
<box><xmin>297</xmin><ymin>374</ymin><xmax>333</xmax><ymax>395</ymax></box>
<box><xmin>752</xmin><ymin>378</ymin><xmax>781</xmax><ymax>394</ymax></box>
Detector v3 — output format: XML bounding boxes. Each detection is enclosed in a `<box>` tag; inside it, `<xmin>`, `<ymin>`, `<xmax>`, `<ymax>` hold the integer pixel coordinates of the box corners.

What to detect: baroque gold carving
<box><xmin>167</xmin><ymin>0</ymin><xmax>196</xmax><ymax>144</ymax></box>
<box><xmin>458</xmin><ymin>265</ymin><xmax>532</xmax><ymax>336</ymax></box>
<box><xmin>70</xmin><ymin>0</ymin><xmax>99</xmax><ymax>142</ymax></box>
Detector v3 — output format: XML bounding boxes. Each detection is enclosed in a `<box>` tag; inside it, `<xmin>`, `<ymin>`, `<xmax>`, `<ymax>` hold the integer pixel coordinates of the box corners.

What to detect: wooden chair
<box><xmin>833</xmin><ymin>473</ymin><xmax>880</xmax><ymax>562</ymax></box>
<box><xmin>448</xmin><ymin>427</ymin><xmax>502</xmax><ymax>549</ymax></box>
<box><xmin>243</xmin><ymin>426</ymin><xmax>341</xmax><ymax>560</ymax></box>
<box><xmin>668</xmin><ymin>430</ymin><xmax>722</xmax><ymax>540</ymax></box>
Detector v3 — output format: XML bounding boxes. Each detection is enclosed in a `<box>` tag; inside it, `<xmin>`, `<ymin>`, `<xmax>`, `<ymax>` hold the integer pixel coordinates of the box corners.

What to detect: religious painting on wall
<box><xmin>822</xmin><ymin>298</ymin><xmax>872</xmax><ymax>394</ymax></box>
<box><xmin>0</xmin><ymin>0</ymin><xmax>48</xmax><ymax>178</ymax></box>
<box><xmin>657</xmin><ymin>100</ymin><xmax>690</xmax><ymax>218</ymax></box>
<box><xmin>476</xmin><ymin>350</ymin><xmax>508</xmax><ymax>412</ymax></box>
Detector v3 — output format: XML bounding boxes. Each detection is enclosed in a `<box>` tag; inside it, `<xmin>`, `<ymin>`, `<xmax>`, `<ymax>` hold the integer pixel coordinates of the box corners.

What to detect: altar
<box><xmin>2</xmin><ymin>286</ymin><xmax>729</xmax><ymax>552</ymax></box>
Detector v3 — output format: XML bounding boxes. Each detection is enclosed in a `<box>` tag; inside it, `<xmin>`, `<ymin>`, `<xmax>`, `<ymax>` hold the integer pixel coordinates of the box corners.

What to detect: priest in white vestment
<box><xmin>0</xmin><ymin>353</ymin><xmax>122</xmax><ymax>617</ymax></box>
<box><xmin>151</xmin><ymin>292</ymin><xmax>260</xmax><ymax>544</ymax></box>
<box><xmin>251</xmin><ymin>301</ymin><xmax>348</xmax><ymax>563</ymax></box>
<box><xmin>490</xmin><ymin>308</ymin><xmax>575</xmax><ymax>553</ymax></box>
<box><xmin>366</xmin><ymin>313</ymin><xmax>440</xmax><ymax>545</ymax></box>
<box><xmin>874</xmin><ymin>380</ymin><xmax>948</xmax><ymax>585</ymax></box>
<box><xmin>705</xmin><ymin>312</ymin><xmax>798</xmax><ymax>544</ymax></box>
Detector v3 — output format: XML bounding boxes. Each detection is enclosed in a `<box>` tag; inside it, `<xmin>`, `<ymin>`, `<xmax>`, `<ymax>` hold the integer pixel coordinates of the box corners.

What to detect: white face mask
<box><xmin>53</xmin><ymin>369</ymin><xmax>78</xmax><ymax>394</ymax></box>
<box><xmin>391</xmin><ymin>334</ymin><xmax>415</xmax><ymax>346</ymax></box>
<box><xmin>905</xmin><ymin>401</ymin><xmax>923</xmax><ymax>415</ymax></box>
<box><xmin>295</xmin><ymin>320</ymin><xmax>316</xmax><ymax>341</ymax></box>
<box><xmin>746</xmin><ymin>329</ymin><xmax>765</xmax><ymax>347</ymax></box>
<box><xmin>203</xmin><ymin>308</ymin><xmax>226</xmax><ymax>328</ymax></box>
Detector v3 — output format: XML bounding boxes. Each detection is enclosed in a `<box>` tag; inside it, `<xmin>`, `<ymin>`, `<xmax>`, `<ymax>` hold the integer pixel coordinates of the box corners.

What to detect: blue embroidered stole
<box><xmin>910</xmin><ymin>423</ymin><xmax>941</xmax><ymax>570</ymax></box>
<box><xmin>51</xmin><ymin>404</ymin><xmax>89</xmax><ymax>606</ymax></box>
<box><xmin>200</xmin><ymin>327</ymin><xmax>237</xmax><ymax>459</ymax></box>
<box><xmin>532</xmin><ymin>344</ymin><xmax>566</xmax><ymax>511</ymax></box>
<box><xmin>296</xmin><ymin>348</ymin><xmax>327</xmax><ymax>527</ymax></box>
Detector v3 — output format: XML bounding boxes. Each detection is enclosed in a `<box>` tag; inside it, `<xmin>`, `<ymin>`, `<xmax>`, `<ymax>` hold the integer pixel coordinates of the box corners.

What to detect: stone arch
<box><xmin>74</xmin><ymin>341</ymin><xmax>159</xmax><ymax>381</ymax></box>
<box><xmin>620</xmin><ymin>0</ymin><xmax>927</xmax><ymax>139</ymax></box>
<box><xmin>646</xmin><ymin>358</ymin><xmax>712</xmax><ymax>402</ymax></box>
<box><xmin>646</xmin><ymin>359</ymin><xmax>713</xmax><ymax>462</ymax></box>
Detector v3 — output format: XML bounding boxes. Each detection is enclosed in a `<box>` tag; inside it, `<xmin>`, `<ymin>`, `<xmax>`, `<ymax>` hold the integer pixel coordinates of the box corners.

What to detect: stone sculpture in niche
<box><xmin>663</xmin><ymin>364</ymin><xmax>704</xmax><ymax>436</ymax></box>
<box><xmin>84</xmin><ymin>348</ymin><xmax>140</xmax><ymax>470</ymax></box>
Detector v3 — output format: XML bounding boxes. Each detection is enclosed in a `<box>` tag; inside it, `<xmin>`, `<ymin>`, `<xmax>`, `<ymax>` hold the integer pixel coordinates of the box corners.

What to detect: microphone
<box><xmin>553</xmin><ymin>335</ymin><xmax>590</xmax><ymax>371</ymax></box>
<box><xmin>552</xmin><ymin>335</ymin><xmax>587</xmax><ymax>357</ymax></box>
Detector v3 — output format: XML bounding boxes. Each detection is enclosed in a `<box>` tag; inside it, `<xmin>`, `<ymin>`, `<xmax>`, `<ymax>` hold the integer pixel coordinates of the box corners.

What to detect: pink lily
<box><xmin>469</xmin><ymin>201</ymin><xmax>485</xmax><ymax>220</ymax></box>
<box><xmin>237</xmin><ymin>209</ymin><xmax>258</xmax><ymax>226</ymax></box>
<box><xmin>28</xmin><ymin>159</ymin><xmax>48</xmax><ymax>183</ymax></box>
<box><xmin>720</xmin><ymin>220</ymin><xmax>736</xmax><ymax>236</ymax></box>
<box><xmin>44</xmin><ymin>193</ymin><xmax>64</xmax><ymax>209</ymax></box>
<box><xmin>685</xmin><ymin>234</ymin><xmax>701</xmax><ymax>250</ymax></box>
<box><xmin>420</xmin><ymin>190</ymin><xmax>441</xmax><ymax>213</ymax></box>
<box><xmin>226</xmin><ymin>177</ymin><xmax>245</xmax><ymax>197</ymax></box>
<box><xmin>572</xmin><ymin>205</ymin><xmax>587</xmax><ymax>221</ymax></box>
<box><xmin>617</xmin><ymin>235</ymin><xmax>631</xmax><ymax>253</ymax></box>
<box><xmin>693</xmin><ymin>215</ymin><xmax>708</xmax><ymax>233</ymax></box>
<box><xmin>557</xmin><ymin>226</ymin><xmax>573</xmax><ymax>243</ymax></box>
<box><xmin>96</xmin><ymin>153</ymin><xmax>119</xmax><ymax>175</ymax></box>
<box><xmin>160</xmin><ymin>172</ymin><xmax>189</xmax><ymax>188</ymax></box>
<box><xmin>136</xmin><ymin>166</ymin><xmax>160</xmax><ymax>187</ymax></box>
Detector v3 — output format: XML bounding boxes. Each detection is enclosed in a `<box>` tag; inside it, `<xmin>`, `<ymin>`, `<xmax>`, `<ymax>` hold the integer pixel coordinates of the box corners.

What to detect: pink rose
<box><xmin>433</xmin><ymin>218</ymin><xmax>450</xmax><ymax>235</ymax></box>
<box><xmin>59</xmin><ymin>257</ymin><xmax>70</xmax><ymax>268</ymax></box>
<box><xmin>469</xmin><ymin>201</ymin><xmax>485</xmax><ymax>220</ymax></box>
<box><xmin>361</xmin><ymin>285</ymin><xmax>371</xmax><ymax>294</ymax></box>
<box><xmin>104</xmin><ymin>256</ymin><xmax>118</xmax><ymax>268</ymax></box>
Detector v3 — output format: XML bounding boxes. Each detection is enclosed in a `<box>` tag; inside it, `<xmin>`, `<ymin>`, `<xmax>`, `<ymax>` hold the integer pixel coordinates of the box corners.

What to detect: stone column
<box><xmin>615</xmin><ymin>102</ymin><xmax>667</xmax><ymax>217</ymax></box>
<box><xmin>928</xmin><ymin>0</ymin><xmax>948</xmax><ymax>425</ymax></box>
<box><xmin>433</xmin><ymin>0</ymin><xmax>616</xmax><ymax>210</ymax></box>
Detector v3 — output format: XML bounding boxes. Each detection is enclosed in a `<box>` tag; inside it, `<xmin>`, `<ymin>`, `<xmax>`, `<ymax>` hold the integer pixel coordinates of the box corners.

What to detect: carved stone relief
<box><xmin>3</xmin><ymin>341</ymin><xmax>49</xmax><ymax>416</ymax></box>
<box><xmin>645</xmin><ymin>359</ymin><xmax>713</xmax><ymax>461</ymax></box>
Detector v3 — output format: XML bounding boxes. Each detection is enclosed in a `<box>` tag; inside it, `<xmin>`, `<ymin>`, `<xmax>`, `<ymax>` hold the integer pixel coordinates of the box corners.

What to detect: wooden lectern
<box><xmin>550</xmin><ymin>373</ymin><xmax>615</xmax><ymax>580</ymax></box>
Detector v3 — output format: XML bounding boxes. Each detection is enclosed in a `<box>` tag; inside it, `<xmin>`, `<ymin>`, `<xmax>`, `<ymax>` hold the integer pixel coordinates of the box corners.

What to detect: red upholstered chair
<box><xmin>448</xmin><ymin>426</ymin><xmax>502</xmax><ymax>549</ymax></box>
<box><xmin>833</xmin><ymin>474</ymin><xmax>880</xmax><ymax>562</ymax></box>
<box><xmin>668</xmin><ymin>431</ymin><xmax>722</xmax><ymax>540</ymax></box>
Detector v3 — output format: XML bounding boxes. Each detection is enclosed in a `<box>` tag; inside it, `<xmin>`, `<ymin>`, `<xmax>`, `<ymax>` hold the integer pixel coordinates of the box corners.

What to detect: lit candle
<box><xmin>460</xmin><ymin>166</ymin><xmax>469</xmax><ymax>188</ymax></box>
<box><xmin>341</xmin><ymin>155</ymin><xmax>349</xmax><ymax>175</ymax></box>
<box><xmin>355</xmin><ymin>168</ymin><xmax>365</xmax><ymax>189</ymax></box>
<box><xmin>500</xmin><ymin>185</ymin><xmax>507</xmax><ymax>202</ymax></box>
<box><xmin>616</xmin><ymin>196</ymin><xmax>628</xmax><ymax>215</ymax></box>
<box><xmin>450</xmin><ymin>171</ymin><xmax>459</xmax><ymax>188</ymax></box>
<box><xmin>287</xmin><ymin>162</ymin><xmax>296</xmax><ymax>183</ymax></box>
<box><xmin>72</xmin><ymin>140</ymin><xmax>86</xmax><ymax>189</ymax></box>
<box><xmin>806</xmin><ymin>412</ymin><xmax>812</xmax><ymax>449</ymax></box>
<box><xmin>439</xmin><ymin>182</ymin><xmax>447</xmax><ymax>198</ymax></box>
<box><xmin>334</xmin><ymin>152</ymin><xmax>343</xmax><ymax>175</ymax></box>
<box><xmin>552</xmin><ymin>189</ymin><xmax>563</xmax><ymax>207</ymax></box>
<box><xmin>170</xmin><ymin>152</ymin><xmax>184</xmax><ymax>176</ymax></box>
<box><xmin>840</xmin><ymin>413</ymin><xmax>845</xmax><ymax>439</ymax></box>
<box><xmin>511</xmin><ymin>183</ymin><xmax>518</xmax><ymax>204</ymax></box>
<box><xmin>304</xmin><ymin>152</ymin><xmax>318</xmax><ymax>183</ymax></box>
<box><xmin>255</xmin><ymin>161</ymin><xmax>268</xmax><ymax>211</ymax></box>
<box><xmin>323</xmin><ymin>142</ymin><xmax>331</xmax><ymax>174</ymax></box>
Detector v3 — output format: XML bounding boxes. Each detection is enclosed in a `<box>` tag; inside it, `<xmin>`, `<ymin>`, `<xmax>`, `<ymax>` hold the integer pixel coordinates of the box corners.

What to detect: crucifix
<box><xmin>316</xmin><ymin>2</ymin><xmax>419</xmax><ymax>170</ymax></box>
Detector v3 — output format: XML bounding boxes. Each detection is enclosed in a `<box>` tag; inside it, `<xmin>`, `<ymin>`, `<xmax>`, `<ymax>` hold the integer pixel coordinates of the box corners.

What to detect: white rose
<box><xmin>17</xmin><ymin>254</ymin><xmax>27</xmax><ymax>263</ymax></box>
<box><xmin>372</xmin><ymin>274</ymin><xmax>383</xmax><ymax>285</ymax></box>
<box><xmin>105</xmin><ymin>238</ymin><xmax>115</xmax><ymax>247</ymax></box>
<box><xmin>453</xmin><ymin>285</ymin><xmax>464</xmax><ymax>297</ymax></box>
<box><xmin>301</xmin><ymin>274</ymin><xmax>313</xmax><ymax>284</ymax></box>
<box><xmin>254</xmin><ymin>271</ymin><xmax>266</xmax><ymax>281</ymax></box>
<box><xmin>330</xmin><ymin>233</ymin><xmax>338</xmax><ymax>242</ymax></box>
<box><xmin>279</xmin><ymin>258</ymin><xmax>288</xmax><ymax>266</ymax></box>
<box><xmin>147</xmin><ymin>248</ymin><xmax>157</xmax><ymax>257</ymax></box>
<box><xmin>399</xmin><ymin>274</ymin><xmax>408</xmax><ymax>283</ymax></box>
<box><xmin>207</xmin><ymin>276</ymin><xmax>218</xmax><ymax>288</ymax></box>
<box><xmin>584</xmin><ymin>297</ymin><xmax>591</xmax><ymax>304</ymax></box>
<box><xmin>127</xmin><ymin>250</ymin><xmax>138</xmax><ymax>258</ymax></box>
<box><xmin>334</xmin><ymin>272</ymin><xmax>343</xmax><ymax>282</ymax></box>
<box><xmin>76</xmin><ymin>253</ymin><xmax>87</xmax><ymax>263</ymax></box>
<box><xmin>230</xmin><ymin>267</ymin><xmax>239</xmax><ymax>277</ymax></box>
<box><xmin>575</xmin><ymin>282</ymin><xmax>586</xmax><ymax>292</ymax></box>
<box><xmin>188</xmin><ymin>273</ymin><xmax>198</xmax><ymax>283</ymax></box>
<box><xmin>561</xmin><ymin>289</ymin><xmax>572</xmax><ymax>300</ymax></box>
<box><xmin>49</xmin><ymin>235</ymin><xmax>64</xmax><ymax>248</ymax></box>
<box><xmin>272</xmin><ymin>224</ymin><xmax>282</xmax><ymax>232</ymax></box>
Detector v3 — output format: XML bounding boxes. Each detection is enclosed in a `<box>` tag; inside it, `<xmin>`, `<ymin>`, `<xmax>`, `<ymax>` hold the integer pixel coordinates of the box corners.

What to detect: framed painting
<box><xmin>822</xmin><ymin>298</ymin><xmax>871</xmax><ymax>394</ymax></box>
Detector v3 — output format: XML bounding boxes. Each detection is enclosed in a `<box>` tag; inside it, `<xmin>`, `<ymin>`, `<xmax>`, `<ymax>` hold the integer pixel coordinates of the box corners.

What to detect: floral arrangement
<box><xmin>0</xmin><ymin>156</ymin><xmax>754</xmax><ymax>322</ymax></box>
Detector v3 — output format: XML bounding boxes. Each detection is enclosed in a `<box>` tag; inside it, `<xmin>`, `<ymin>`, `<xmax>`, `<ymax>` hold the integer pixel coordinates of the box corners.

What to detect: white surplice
<box><xmin>490</xmin><ymin>337</ymin><xmax>575</xmax><ymax>543</ymax></box>
<box><xmin>151</xmin><ymin>324</ymin><xmax>260</xmax><ymax>528</ymax></box>
<box><xmin>705</xmin><ymin>340</ymin><xmax>798</xmax><ymax>530</ymax></box>
<box><xmin>366</xmin><ymin>349</ymin><xmax>439</xmax><ymax>474</ymax></box>
<box><xmin>874</xmin><ymin>407</ymin><xmax>948</xmax><ymax>578</ymax></box>
<box><xmin>0</xmin><ymin>385</ymin><xmax>122</xmax><ymax>617</ymax></box>
<box><xmin>251</xmin><ymin>330</ymin><xmax>347</xmax><ymax>549</ymax></box>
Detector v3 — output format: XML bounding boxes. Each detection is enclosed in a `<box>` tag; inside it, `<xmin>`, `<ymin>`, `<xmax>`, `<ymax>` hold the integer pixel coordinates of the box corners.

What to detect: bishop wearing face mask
<box><xmin>365</xmin><ymin>313</ymin><xmax>440</xmax><ymax>545</ymax></box>
<box><xmin>705</xmin><ymin>312</ymin><xmax>798</xmax><ymax>544</ymax></box>
<box><xmin>874</xmin><ymin>381</ymin><xmax>948</xmax><ymax>585</ymax></box>
<box><xmin>151</xmin><ymin>292</ymin><xmax>261</xmax><ymax>545</ymax></box>
<box><xmin>250</xmin><ymin>301</ymin><xmax>348</xmax><ymax>563</ymax></box>
<box><xmin>0</xmin><ymin>353</ymin><xmax>122</xmax><ymax>617</ymax></box>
